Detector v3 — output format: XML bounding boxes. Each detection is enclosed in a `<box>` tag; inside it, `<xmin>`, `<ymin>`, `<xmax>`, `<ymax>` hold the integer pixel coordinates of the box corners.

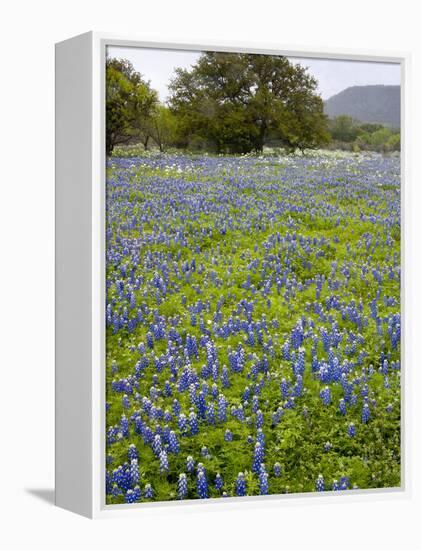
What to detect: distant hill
<box><xmin>324</xmin><ymin>85</ymin><xmax>400</xmax><ymax>127</ymax></box>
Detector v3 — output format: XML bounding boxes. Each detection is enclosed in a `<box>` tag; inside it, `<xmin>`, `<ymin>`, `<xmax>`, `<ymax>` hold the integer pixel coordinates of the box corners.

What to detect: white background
<box><xmin>0</xmin><ymin>1</ymin><xmax>420</xmax><ymax>548</ymax></box>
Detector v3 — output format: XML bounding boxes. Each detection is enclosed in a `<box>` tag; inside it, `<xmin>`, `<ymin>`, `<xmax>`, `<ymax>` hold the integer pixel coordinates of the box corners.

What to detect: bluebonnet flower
<box><xmin>320</xmin><ymin>438</ymin><xmax>332</xmax><ymax>453</ymax></box>
<box><xmin>291</xmin><ymin>321</ymin><xmax>304</xmax><ymax>349</ymax></box>
<box><xmin>159</xmin><ymin>450</ymin><xmax>169</xmax><ymax>473</ymax></box>
<box><xmin>256</xmin><ymin>428</ymin><xmax>265</xmax><ymax>449</ymax></box>
<box><xmin>338</xmin><ymin>398</ymin><xmax>347</xmax><ymax>415</ymax></box>
<box><xmin>128</xmin><ymin>444</ymin><xmax>138</xmax><ymax>461</ymax></box>
<box><xmin>172</xmin><ymin>399</ymin><xmax>181</xmax><ymax>417</ymax></box>
<box><xmin>339</xmin><ymin>476</ymin><xmax>350</xmax><ymax>490</ymax></box>
<box><xmin>293</xmin><ymin>374</ymin><xmax>303</xmax><ymax>397</ymax></box>
<box><xmin>144</xmin><ymin>483</ymin><xmax>153</xmax><ymax>499</ymax></box>
<box><xmin>206</xmin><ymin>402</ymin><xmax>216</xmax><ymax>425</ymax></box>
<box><xmin>111</xmin><ymin>483</ymin><xmax>121</xmax><ymax>497</ymax></box>
<box><xmin>146</xmin><ymin>332</ymin><xmax>154</xmax><ymax>349</ymax></box>
<box><xmin>295</xmin><ymin>348</ymin><xmax>305</xmax><ymax>376</ymax></box>
<box><xmin>197</xmin><ymin>462</ymin><xmax>206</xmax><ymax>474</ymax></box>
<box><xmin>129</xmin><ymin>459</ymin><xmax>140</xmax><ymax>486</ymax></box>
<box><xmin>348</xmin><ymin>422</ymin><xmax>356</xmax><ymax>437</ymax></box>
<box><xmin>252</xmin><ymin>442</ymin><xmax>264</xmax><ymax>472</ymax></box>
<box><xmin>178</xmin><ymin>368</ymin><xmax>190</xmax><ymax>392</ymax></box>
<box><xmin>284</xmin><ymin>396</ymin><xmax>295</xmax><ymax>409</ymax></box>
<box><xmin>259</xmin><ymin>467</ymin><xmax>269</xmax><ymax>495</ymax></box>
<box><xmin>256</xmin><ymin>410</ymin><xmax>264</xmax><ymax>429</ymax></box>
<box><xmin>236</xmin><ymin>472</ymin><xmax>247</xmax><ymax>496</ymax></box>
<box><xmin>168</xmin><ymin>430</ymin><xmax>180</xmax><ymax>454</ymax></box>
<box><xmin>280</xmin><ymin>378</ymin><xmax>289</xmax><ymax>399</ymax></box>
<box><xmin>162</xmin><ymin>424</ymin><xmax>171</xmax><ymax>445</ymax></box>
<box><xmin>218</xmin><ymin>394</ymin><xmax>228</xmax><ymax>422</ymax></box>
<box><xmin>197</xmin><ymin>391</ymin><xmax>207</xmax><ymax>418</ymax></box>
<box><xmin>197</xmin><ymin>470</ymin><xmax>208</xmax><ymax>499</ymax></box>
<box><xmin>120</xmin><ymin>415</ymin><xmax>129</xmax><ymax>437</ymax></box>
<box><xmin>332</xmin><ymin>479</ymin><xmax>340</xmax><ymax>491</ymax></box>
<box><xmin>316</xmin><ymin>474</ymin><xmax>325</xmax><ymax>492</ymax></box>
<box><xmin>152</xmin><ymin>434</ymin><xmax>162</xmax><ymax>456</ymax></box>
<box><xmin>106</xmin><ymin>471</ymin><xmax>113</xmax><ymax>494</ymax></box>
<box><xmin>112</xmin><ymin>465</ymin><xmax>131</xmax><ymax>491</ymax></box>
<box><xmin>272</xmin><ymin>407</ymin><xmax>284</xmax><ymax>425</ymax></box>
<box><xmin>189</xmin><ymin>412</ymin><xmax>199</xmax><ymax>435</ymax></box>
<box><xmin>251</xmin><ymin>395</ymin><xmax>259</xmax><ymax>414</ymax></box>
<box><xmin>125</xmin><ymin>486</ymin><xmax>141</xmax><ymax>503</ymax></box>
<box><xmin>178</xmin><ymin>473</ymin><xmax>188</xmax><ymax>499</ymax></box>
<box><xmin>221</xmin><ymin>365</ymin><xmax>230</xmax><ymax>388</ymax></box>
<box><xmin>320</xmin><ymin>386</ymin><xmax>331</xmax><ymax>406</ymax></box>
<box><xmin>122</xmin><ymin>394</ymin><xmax>130</xmax><ymax>409</ymax></box>
<box><xmin>224</xmin><ymin>429</ymin><xmax>233</xmax><ymax>442</ymax></box>
<box><xmin>273</xmin><ymin>462</ymin><xmax>282</xmax><ymax>477</ymax></box>
<box><xmin>178</xmin><ymin>413</ymin><xmax>188</xmax><ymax>434</ymax></box>
<box><xmin>201</xmin><ymin>446</ymin><xmax>211</xmax><ymax>459</ymax></box>
<box><xmin>164</xmin><ymin>380</ymin><xmax>172</xmax><ymax>397</ymax></box>
<box><xmin>143</xmin><ymin>426</ymin><xmax>154</xmax><ymax>445</ymax></box>
<box><xmin>282</xmin><ymin>340</ymin><xmax>291</xmax><ymax>360</ymax></box>
<box><xmin>189</xmin><ymin>383</ymin><xmax>197</xmax><ymax>406</ymax></box>
<box><xmin>215</xmin><ymin>473</ymin><xmax>224</xmax><ymax>491</ymax></box>
<box><xmin>236</xmin><ymin>404</ymin><xmax>245</xmax><ymax>422</ymax></box>
<box><xmin>185</xmin><ymin>455</ymin><xmax>195</xmax><ymax>474</ymax></box>
<box><xmin>362</xmin><ymin>403</ymin><xmax>371</xmax><ymax>423</ymax></box>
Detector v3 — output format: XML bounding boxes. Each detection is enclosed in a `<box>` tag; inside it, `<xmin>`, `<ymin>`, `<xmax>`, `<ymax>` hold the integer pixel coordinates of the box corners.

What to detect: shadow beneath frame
<box><xmin>25</xmin><ymin>488</ymin><xmax>55</xmax><ymax>505</ymax></box>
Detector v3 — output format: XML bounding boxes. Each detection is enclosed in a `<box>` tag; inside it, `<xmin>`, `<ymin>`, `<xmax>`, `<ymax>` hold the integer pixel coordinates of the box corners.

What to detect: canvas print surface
<box><xmin>105</xmin><ymin>46</ymin><xmax>401</xmax><ymax>505</ymax></box>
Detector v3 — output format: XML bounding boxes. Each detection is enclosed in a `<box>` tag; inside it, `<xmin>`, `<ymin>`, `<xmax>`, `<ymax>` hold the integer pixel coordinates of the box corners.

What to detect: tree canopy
<box><xmin>168</xmin><ymin>52</ymin><xmax>330</xmax><ymax>153</ymax></box>
<box><xmin>106</xmin><ymin>58</ymin><xmax>158</xmax><ymax>155</ymax></box>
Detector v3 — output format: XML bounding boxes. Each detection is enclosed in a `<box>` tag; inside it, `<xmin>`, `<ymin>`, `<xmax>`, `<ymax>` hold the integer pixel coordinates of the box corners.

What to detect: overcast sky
<box><xmin>107</xmin><ymin>46</ymin><xmax>401</xmax><ymax>102</ymax></box>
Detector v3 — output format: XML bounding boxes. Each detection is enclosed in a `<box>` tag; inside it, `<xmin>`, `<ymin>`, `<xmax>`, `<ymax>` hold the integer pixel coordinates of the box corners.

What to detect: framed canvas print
<box><xmin>55</xmin><ymin>32</ymin><xmax>409</xmax><ymax>518</ymax></box>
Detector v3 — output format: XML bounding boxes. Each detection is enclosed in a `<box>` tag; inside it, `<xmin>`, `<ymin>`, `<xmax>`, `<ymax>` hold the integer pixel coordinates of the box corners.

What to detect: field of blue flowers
<box><xmin>105</xmin><ymin>151</ymin><xmax>401</xmax><ymax>504</ymax></box>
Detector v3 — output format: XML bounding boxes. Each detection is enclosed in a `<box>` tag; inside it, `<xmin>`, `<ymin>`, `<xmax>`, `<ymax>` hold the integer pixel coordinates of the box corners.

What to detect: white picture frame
<box><xmin>55</xmin><ymin>31</ymin><xmax>410</xmax><ymax>518</ymax></box>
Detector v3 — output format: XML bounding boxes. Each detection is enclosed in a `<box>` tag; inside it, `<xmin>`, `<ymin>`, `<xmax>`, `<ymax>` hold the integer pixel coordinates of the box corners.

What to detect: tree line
<box><xmin>106</xmin><ymin>53</ymin><xmax>330</xmax><ymax>155</ymax></box>
<box><xmin>106</xmin><ymin>54</ymin><xmax>399</xmax><ymax>156</ymax></box>
<box><xmin>327</xmin><ymin>115</ymin><xmax>400</xmax><ymax>153</ymax></box>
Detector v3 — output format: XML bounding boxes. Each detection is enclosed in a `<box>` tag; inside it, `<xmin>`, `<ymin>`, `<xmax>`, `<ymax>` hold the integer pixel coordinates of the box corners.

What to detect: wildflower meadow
<box><xmin>105</xmin><ymin>150</ymin><xmax>401</xmax><ymax>504</ymax></box>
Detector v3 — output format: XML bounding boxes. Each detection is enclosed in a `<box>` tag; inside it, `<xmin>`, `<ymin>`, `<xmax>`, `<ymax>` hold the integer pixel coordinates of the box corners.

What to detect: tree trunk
<box><xmin>257</xmin><ymin>123</ymin><xmax>267</xmax><ymax>152</ymax></box>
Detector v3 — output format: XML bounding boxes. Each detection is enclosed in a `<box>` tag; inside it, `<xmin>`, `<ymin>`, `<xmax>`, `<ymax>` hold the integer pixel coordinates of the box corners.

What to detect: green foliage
<box><xmin>168</xmin><ymin>52</ymin><xmax>330</xmax><ymax>153</ymax></box>
<box><xmin>386</xmin><ymin>133</ymin><xmax>400</xmax><ymax>152</ymax></box>
<box><xmin>328</xmin><ymin>115</ymin><xmax>400</xmax><ymax>153</ymax></box>
<box><xmin>106</xmin><ymin>58</ymin><xmax>158</xmax><ymax>155</ymax></box>
<box><xmin>147</xmin><ymin>105</ymin><xmax>179</xmax><ymax>152</ymax></box>
<box><xmin>328</xmin><ymin>115</ymin><xmax>360</xmax><ymax>142</ymax></box>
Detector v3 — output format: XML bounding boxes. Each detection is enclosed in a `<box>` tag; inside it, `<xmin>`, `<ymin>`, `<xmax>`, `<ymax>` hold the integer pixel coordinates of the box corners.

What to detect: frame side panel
<box><xmin>55</xmin><ymin>32</ymin><xmax>93</xmax><ymax>518</ymax></box>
